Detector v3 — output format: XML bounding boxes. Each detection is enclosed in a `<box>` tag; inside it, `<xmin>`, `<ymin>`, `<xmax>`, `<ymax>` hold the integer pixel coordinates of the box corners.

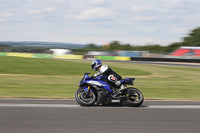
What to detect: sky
<box><xmin>0</xmin><ymin>0</ymin><xmax>200</xmax><ymax>46</ymax></box>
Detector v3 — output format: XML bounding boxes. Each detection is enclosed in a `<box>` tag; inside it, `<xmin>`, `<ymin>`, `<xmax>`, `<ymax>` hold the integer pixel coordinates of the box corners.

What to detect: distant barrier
<box><xmin>7</xmin><ymin>53</ymin><xmax>35</xmax><ymax>58</ymax></box>
<box><xmin>0</xmin><ymin>52</ymin><xmax>130</xmax><ymax>61</ymax></box>
<box><xmin>34</xmin><ymin>54</ymin><xmax>53</xmax><ymax>58</ymax></box>
<box><xmin>54</xmin><ymin>55</ymin><xmax>83</xmax><ymax>59</ymax></box>
<box><xmin>1</xmin><ymin>52</ymin><xmax>200</xmax><ymax>63</ymax></box>
<box><xmin>93</xmin><ymin>56</ymin><xmax>200</xmax><ymax>63</ymax></box>
<box><xmin>0</xmin><ymin>52</ymin><xmax>7</xmax><ymax>56</ymax></box>
<box><xmin>95</xmin><ymin>56</ymin><xmax>131</xmax><ymax>61</ymax></box>
<box><xmin>131</xmin><ymin>57</ymin><xmax>200</xmax><ymax>63</ymax></box>
<box><xmin>0</xmin><ymin>52</ymin><xmax>83</xmax><ymax>60</ymax></box>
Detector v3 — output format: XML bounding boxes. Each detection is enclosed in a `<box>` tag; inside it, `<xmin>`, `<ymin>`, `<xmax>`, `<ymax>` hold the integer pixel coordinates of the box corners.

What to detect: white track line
<box><xmin>0</xmin><ymin>104</ymin><xmax>80</xmax><ymax>108</ymax></box>
<box><xmin>1</xmin><ymin>103</ymin><xmax>200</xmax><ymax>109</ymax></box>
<box><xmin>0</xmin><ymin>98</ymin><xmax>76</xmax><ymax>101</ymax></box>
<box><xmin>147</xmin><ymin>105</ymin><xmax>200</xmax><ymax>109</ymax></box>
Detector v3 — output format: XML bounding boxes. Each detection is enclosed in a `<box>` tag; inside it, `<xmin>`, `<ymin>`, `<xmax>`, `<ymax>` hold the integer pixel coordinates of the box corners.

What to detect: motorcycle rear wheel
<box><xmin>124</xmin><ymin>87</ymin><xmax>144</xmax><ymax>107</ymax></box>
<box><xmin>75</xmin><ymin>88</ymin><xmax>96</xmax><ymax>106</ymax></box>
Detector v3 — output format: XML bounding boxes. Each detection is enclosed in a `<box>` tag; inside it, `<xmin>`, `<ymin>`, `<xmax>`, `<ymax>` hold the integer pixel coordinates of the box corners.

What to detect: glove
<box><xmin>115</xmin><ymin>81</ymin><xmax>121</xmax><ymax>86</ymax></box>
<box><xmin>94</xmin><ymin>72</ymin><xmax>101</xmax><ymax>78</ymax></box>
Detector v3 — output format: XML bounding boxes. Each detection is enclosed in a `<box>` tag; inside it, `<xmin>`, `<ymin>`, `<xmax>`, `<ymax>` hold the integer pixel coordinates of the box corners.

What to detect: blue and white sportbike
<box><xmin>75</xmin><ymin>73</ymin><xmax>144</xmax><ymax>107</ymax></box>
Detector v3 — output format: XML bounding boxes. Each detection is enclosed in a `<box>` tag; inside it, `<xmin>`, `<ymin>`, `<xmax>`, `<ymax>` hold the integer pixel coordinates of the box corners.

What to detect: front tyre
<box><xmin>75</xmin><ymin>88</ymin><xmax>96</xmax><ymax>106</ymax></box>
<box><xmin>124</xmin><ymin>87</ymin><xmax>144</xmax><ymax>107</ymax></box>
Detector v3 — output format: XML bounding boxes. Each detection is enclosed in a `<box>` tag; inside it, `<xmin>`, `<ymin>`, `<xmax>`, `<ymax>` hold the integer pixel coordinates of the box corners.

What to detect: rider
<box><xmin>91</xmin><ymin>59</ymin><xmax>125</xmax><ymax>95</ymax></box>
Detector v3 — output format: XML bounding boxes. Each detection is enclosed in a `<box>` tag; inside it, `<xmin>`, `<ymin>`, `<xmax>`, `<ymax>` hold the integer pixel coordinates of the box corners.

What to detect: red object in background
<box><xmin>194</xmin><ymin>49</ymin><xmax>200</xmax><ymax>57</ymax></box>
<box><xmin>170</xmin><ymin>49</ymin><xmax>190</xmax><ymax>56</ymax></box>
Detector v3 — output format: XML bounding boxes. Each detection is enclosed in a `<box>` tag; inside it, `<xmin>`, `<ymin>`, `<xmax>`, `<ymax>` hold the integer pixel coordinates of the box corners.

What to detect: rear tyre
<box><xmin>75</xmin><ymin>88</ymin><xmax>96</xmax><ymax>106</ymax></box>
<box><xmin>124</xmin><ymin>87</ymin><xmax>144</xmax><ymax>107</ymax></box>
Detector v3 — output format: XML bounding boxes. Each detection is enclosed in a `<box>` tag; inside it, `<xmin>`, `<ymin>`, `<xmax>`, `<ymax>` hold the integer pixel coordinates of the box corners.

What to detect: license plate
<box><xmin>111</xmin><ymin>100</ymin><xmax>120</xmax><ymax>103</ymax></box>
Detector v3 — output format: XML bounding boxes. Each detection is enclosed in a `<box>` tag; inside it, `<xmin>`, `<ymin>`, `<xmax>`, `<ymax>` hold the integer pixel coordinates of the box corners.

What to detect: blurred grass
<box><xmin>0</xmin><ymin>56</ymin><xmax>200</xmax><ymax>100</ymax></box>
<box><xmin>0</xmin><ymin>56</ymin><xmax>149</xmax><ymax>76</ymax></box>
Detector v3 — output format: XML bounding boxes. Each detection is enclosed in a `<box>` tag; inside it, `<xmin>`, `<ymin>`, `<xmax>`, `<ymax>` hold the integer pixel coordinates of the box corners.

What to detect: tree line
<box><xmin>1</xmin><ymin>27</ymin><xmax>200</xmax><ymax>54</ymax></box>
<box><xmin>83</xmin><ymin>27</ymin><xmax>200</xmax><ymax>54</ymax></box>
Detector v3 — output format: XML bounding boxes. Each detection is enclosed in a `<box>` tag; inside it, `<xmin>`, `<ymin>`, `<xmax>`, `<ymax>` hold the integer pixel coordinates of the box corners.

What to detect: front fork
<box><xmin>86</xmin><ymin>86</ymin><xmax>90</xmax><ymax>95</ymax></box>
<box><xmin>83</xmin><ymin>86</ymin><xmax>92</xmax><ymax>96</ymax></box>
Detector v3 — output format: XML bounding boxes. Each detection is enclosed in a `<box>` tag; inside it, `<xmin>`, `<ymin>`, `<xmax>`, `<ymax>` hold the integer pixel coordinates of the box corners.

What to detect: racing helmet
<box><xmin>91</xmin><ymin>59</ymin><xmax>102</xmax><ymax>71</ymax></box>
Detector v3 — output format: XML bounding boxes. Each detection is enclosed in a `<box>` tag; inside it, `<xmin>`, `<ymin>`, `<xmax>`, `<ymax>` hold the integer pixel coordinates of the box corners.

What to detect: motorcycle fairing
<box><xmin>120</xmin><ymin>78</ymin><xmax>135</xmax><ymax>85</ymax></box>
<box><xmin>82</xmin><ymin>79</ymin><xmax>113</xmax><ymax>94</ymax></box>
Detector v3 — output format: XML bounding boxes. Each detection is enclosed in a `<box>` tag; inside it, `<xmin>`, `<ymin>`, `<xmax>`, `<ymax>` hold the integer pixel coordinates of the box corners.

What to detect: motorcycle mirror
<box><xmin>84</xmin><ymin>73</ymin><xmax>91</xmax><ymax>76</ymax></box>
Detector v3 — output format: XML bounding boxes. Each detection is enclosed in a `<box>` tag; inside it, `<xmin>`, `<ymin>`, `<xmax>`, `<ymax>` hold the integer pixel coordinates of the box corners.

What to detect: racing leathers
<box><xmin>93</xmin><ymin>64</ymin><xmax>123</xmax><ymax>90</ymax></box>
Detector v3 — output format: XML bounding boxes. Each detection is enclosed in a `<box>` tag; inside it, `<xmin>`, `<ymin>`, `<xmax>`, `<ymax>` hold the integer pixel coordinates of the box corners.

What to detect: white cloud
<box><xmin>0</xmin><ymin>12</ymin><xmax>12</xmax><ymax>21</ymax></box>
<box><xmin>26</xmin><ymin>9</ymin><xmax>42</xmax><ymax>15</ymax></box>
<box><xmin>43</xmin><ymin>7</ymin><xmax>56</xmax><ymax>12</ymax></box>
<box><xmin>131</xmin><ymin>5</ymin><xmax>166</xmax><ymax>12</ymax></box>
<box><xmin>0</xmin><ymin>0</ymin><xmax>200</xmax><ymax>46</ymax></box>
<box><xmin>0</xmin><ymin>18</ymin><xmax>5</xmax><ymax>22</ymax></box>
<box><xmin>53</xmin><ymin>0</ymin><xmax>65</xmax><ymax>3</ymax></box>
<box><xmin>26</xmin><ymin>7</ymin><xmax>56</xmax><ymax>15</ymax></box>
<box><xmin>182</xmin><ymin>14</ymin><xmax>200</xmax><ymax>21</ymax></box>
<box><xmin>27</xmin><ymin>0</ymin><xmax>39</xmax><ymax>2</ymax></box>
<box><xmin>91</xmin><ymin>0</ymin><xmax>106</xmax><ymax>5</ymax></box>
<box><xmin>28</xmin><ymin>0</ymin><xmax>65</xmax><ymax>3</ymax></box>
<box><xmin>0</xmin><ymin>12</ymin><xmax>11</xmax><ymax>17</ymax></box>
<box><xmin>132</xmin><ymin>16</ymin><xmax>157</xmax><ymax>21</ymax></box>
<box><xmin>161</xmin><ymin>0</ymin><xmax>183</xmax><ymax>7</ymax></box>
<box><xmin>169</xmin><ymin>28</ymin><xmax>189</xmax><ymax>34</ymax></box>
<box><xmin>78</xmin><ymin>8</ymin><xmax>113</xmax><ymax>20</ymax></box>
<box><xmin>141</xmin><ymin>27</ymin><xmax>156</xmax><ymax>33</ymax></box>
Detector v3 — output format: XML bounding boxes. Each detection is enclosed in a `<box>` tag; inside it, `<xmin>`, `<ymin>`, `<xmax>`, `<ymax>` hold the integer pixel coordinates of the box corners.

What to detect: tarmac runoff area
<box><xmin>1</xmin><ymin>99</ymin><xmax>200</xmax><ymax>133</ymax></box>
<box><xmin>0</xmin><ymin>99</ymin><xmax>200</xmax><ymax>109</ymax></box>
<box><xmin>0</xmin><ymin>98</ymin><xmax>200</xmax><ymax>109</ymax></box>
<box><xmin>1</xmin><ymin>104</ymin><xmax>200</xmax><ymax>109</ymax></box>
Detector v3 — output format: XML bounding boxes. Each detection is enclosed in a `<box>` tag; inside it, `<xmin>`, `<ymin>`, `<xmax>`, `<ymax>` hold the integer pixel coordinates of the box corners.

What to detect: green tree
<box><xmin>109</xmin><ymin>41</ymin><xmax>121</xmax><ymax>50</ymax></box>
<box><xmin>86</xmin><ymin>43</ymin><xmax>98</xmax><ymax>49</ymax></box>
<box><xmin>121</xmin><ymin>44</ymin><xmax>132</xmax><ymax>50</ymax></box>
<box><xmin>166</xmin><ymin>42</ymin><xmax>182</xmax><ymax>53</ymax></box>
<box><xmin>183</xmin><ymin>27</ymin><xmax>200</xmax><ymax>46</ymax></box>
<box><xmin>168</xmin><ymin>27</ymin><xmax>200</xmax><ymax>52</ymax></box>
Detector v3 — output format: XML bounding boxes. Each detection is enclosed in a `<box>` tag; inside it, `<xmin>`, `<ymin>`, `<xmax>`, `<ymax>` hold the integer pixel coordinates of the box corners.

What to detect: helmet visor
<box><xmin>91</xmin><ymin>63</ymin><xmax>96</xmax><ymax>71</ymax></box>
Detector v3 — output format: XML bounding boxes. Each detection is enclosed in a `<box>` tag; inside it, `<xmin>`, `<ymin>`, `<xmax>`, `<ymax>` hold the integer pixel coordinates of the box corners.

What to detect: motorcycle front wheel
<box><xmin>75</xmin><ymin>88</ymin><xmax>96</xmax><ymax>106</ymax></box>
<box><xmin>124</xmin><ymin>87</ymin><xmax>144</xmax><ymax>107</ymax></box>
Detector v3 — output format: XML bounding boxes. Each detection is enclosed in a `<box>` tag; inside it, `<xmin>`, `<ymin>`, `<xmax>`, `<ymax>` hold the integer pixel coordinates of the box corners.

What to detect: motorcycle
<box><xmin>75</xmin><ymin>73</ymin><xmax>144</xmax><ymax>107</ymax></box>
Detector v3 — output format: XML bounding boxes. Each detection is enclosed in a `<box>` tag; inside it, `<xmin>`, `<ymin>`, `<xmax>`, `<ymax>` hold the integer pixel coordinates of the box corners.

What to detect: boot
<box><xmin>118</xmin><ymin>84</ymin><xmax>125</xmax><ymax>92</ymax></box>
<box><xmin>113</xmin><ymin>85</ymin><xmax>125</xmax><ymax>97</ymax></box>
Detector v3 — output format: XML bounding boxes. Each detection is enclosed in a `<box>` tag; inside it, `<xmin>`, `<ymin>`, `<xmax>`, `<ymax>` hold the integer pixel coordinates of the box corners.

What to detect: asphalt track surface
<box><xmin>0</xmin><ymin>99</ymin><xmax>200</xmax><ymax>133</ymax></box>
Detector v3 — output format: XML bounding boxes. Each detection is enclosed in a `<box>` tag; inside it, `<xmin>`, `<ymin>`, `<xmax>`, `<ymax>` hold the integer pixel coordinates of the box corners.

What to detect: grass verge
<box><xmin>0</xmin><ymin>56</ymin><xmax>200</xmax><ymax>100</ymax></box>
